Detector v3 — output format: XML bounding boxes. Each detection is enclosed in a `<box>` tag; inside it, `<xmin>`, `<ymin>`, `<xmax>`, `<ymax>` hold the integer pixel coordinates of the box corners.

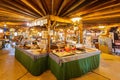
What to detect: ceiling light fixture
<box><xmin>99</xmin><ymin>26</ymin><xmax>105</xmax><ymax>28</ymax></box>
<box><xmin>71</xmin><ymin>17</ymin><xmax>82</xmax><ymax>23</ymax></box>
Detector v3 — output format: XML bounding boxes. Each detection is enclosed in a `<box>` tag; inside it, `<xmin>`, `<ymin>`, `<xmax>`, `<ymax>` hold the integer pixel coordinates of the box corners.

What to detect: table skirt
<box><xmin>48</xmin><ymin>54</ymin><xmax>100</xmax><ymax>80</ymax></box>
<box><xmin>15</xmin><ymin>48</ymin><xmax>48</xmax><ymax>76</ymax></box>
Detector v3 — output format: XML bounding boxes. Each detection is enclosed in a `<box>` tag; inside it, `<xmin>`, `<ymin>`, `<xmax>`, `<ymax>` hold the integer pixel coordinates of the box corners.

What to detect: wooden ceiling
<box><xmin>0</xmin><ymin>0</ymin><xmax>120</xmax><ymax>28</ymax></box>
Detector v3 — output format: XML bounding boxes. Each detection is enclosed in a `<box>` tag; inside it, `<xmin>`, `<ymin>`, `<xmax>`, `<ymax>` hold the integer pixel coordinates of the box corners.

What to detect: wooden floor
<box><xmin>0</xmin><ymin>47</ymin><xmax>120</xmax><ymax>80</ymax></box>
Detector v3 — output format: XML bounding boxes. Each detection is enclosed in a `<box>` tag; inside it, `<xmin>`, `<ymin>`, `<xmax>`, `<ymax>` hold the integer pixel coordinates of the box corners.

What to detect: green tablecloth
<box><xmin>48</xmin><ymin>53</ymin><xmax>100</xmax><ymax>80</ymax></box>
<box><xmin>15</xmin><ymin>47</ymin><xmax>48</xmax><ymax>76</ymax></box>
<box><xmin>15</xmin><ymin>46</ymin><xmax>100</xmax><ymax>79</ymax></box>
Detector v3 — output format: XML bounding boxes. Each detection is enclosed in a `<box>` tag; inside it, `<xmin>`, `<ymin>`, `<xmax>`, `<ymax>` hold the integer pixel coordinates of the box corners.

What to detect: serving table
<box><xmin>15</xmin><ymin>47</ymin><xmax>48</xmax><ymax>76</ymax></box>
<box><xmin>48</xmin><ymin>48</ymin><xmax>101</xmax><ymax>80</ymax></box>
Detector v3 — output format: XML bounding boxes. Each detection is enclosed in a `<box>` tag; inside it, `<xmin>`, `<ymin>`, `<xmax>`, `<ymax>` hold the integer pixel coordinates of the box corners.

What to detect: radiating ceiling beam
<box><xmin>50</xmin><ymin>15</ymin><xmax>72</xmax><ymax>23</ymax></box>
<box><xmin>0</xmin><ymin>17</ymin><xmax>29</xmax><ymax>21</ymax></box>
<box><xmin>83</xmin><ymin>14</ymin><xmax>120</xmax><ymax>20</ymax></box>
<box><xmin>0</xmin><ymin>15</ymin><xmax>33</xmax><ymax>21</ymax></box>
<box><xmin>35</xmin><ymin>0</ymin><xmax>46</xmax><ymax>15</ymax></box>
<box><xmin>0</xmin><ymin>9</ymin><xmax>34</xmax><ymax>20</ymax></box>
<box><xmin>0</xmin><ymin>22</ymin><xmax>26</xmax><ymax>26</ymax></box>
<box><xmin>68</xmin><ymin>0</ymin><xmax>115</xmax><ymax>17</ymax></box>
<box><xmin>91</xmin><ymin>0</ymin><xmax>120</xmax><ymax>12</ymax></box>
<box><xmin>61</xmin><ymin>0</ymin><xmax>85</xmax><ymax>16</ymax></box>
<box><xmin>21</xmin><ymin>0</ymin><xmax>44</xmax><ymax>16</ymax></box>
<box><xmin>2</xmin><ymin>0</ymin><xmax>39</xmax><ymax>18</ymax></box>
<box><xmin>79</xmin><ymin>0</ymin><xmax>120</xmax><ymax>17</ymax></box>
<box><xmin>83</xmin><ymin>6</ymin><xmax>120</xmax><ymax>18</ymax></box>
<box><xmin>52</xmin><ymin>0</ymin><xmax>54</xmax><ymax>14</ymax></box>
<box><xmin>57</xmin><ymin>0</ymin><xmax>70</xmax><ymax>16</ymax></box>
<box><xmin>67</xmin><ymin>0</ymin><xmax>98</xmax><ymax>17</ymax></box>
<box><xmin>0</xmin><ymin>4</ymin><xmax>38</xmax><ymax>18</ymax></box>
<box><xmin>84</xmin><ymin>0</ymin><xmax>116</xmax><ymax>13</ymax></box>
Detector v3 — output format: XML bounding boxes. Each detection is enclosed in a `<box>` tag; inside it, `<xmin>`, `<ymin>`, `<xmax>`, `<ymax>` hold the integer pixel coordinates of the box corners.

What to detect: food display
<box><xmin>51</xmin><ymin>43</ymin><xmax>99</xmax><ymax>57</ymax></box>
<box><xmin>85</xmin><ymin>48</ymin><xmax>98</xmax><ymax>52</ymax></box>
<box><xmin>75</xmin><ymin>50</ymin><xmax>84</xmax><ymax>54</ymax></box>
<box><xmin>53</xmin><ymin>51</ymin><xmax>75</xmax><ymax>57</ymax></box>
<box><xmin>26</xmin><ymin>48</ymin><xmax>47</xmax><ymax>55</ymax></box>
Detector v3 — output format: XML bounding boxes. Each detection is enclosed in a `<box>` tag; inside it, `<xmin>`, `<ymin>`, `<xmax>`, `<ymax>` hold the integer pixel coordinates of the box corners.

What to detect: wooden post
<box><xmin>47</xmin><ymin>19</ymin><xmax>51</xmax><ymax>53</ymax></box>
<box><xmin>79</xmin><ymin>21</ymin><xmax>83</xmax><ymax>44</ymax></box>
<box><xmin>64</xmin><ymin>28</ymin><xmax>67</xmax><ymax>44</ymax></box>
<box><xmin>53</xmin><ymin>29</ymin><xmax>55</xmax><ymax>40</ymax></box>
<box><xmin>53</xmin><ymin>25</ymin><xmax>56</xmax><ymax>41</ymax></box>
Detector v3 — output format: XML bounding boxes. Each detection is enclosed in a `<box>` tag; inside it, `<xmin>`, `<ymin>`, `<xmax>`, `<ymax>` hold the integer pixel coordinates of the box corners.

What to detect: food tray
<box><xmin>53</xmin><ymin>51</ymin><xmax>75</xmax><ymax>57</ymax></box>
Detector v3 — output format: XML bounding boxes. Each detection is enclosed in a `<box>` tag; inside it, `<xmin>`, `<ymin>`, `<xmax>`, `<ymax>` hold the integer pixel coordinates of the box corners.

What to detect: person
<box><xmin>114</xmin><ymin>32</ymin><xmax>119</xmax><ymax>40</ymax></box>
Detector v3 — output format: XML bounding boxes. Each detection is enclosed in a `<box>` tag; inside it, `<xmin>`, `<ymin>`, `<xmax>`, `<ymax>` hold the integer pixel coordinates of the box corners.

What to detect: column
<box><xmin>47</xmin><ymin>19</ymin><xmax>51</xmax><ymax>52</ymax></box>
<box><xmin>79</xmin><ymin>21</ymin><xmax>83</xmax><ymax>44</ymax></box>
<box><xmin>64</xmin><ymin>28</ymin><xmax>67</xmax><ymax>44</ymax></box>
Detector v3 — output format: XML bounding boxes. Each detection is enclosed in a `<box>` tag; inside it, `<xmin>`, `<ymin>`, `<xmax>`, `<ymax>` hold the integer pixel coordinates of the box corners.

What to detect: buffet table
<box><xmin>48</xmin><ymin>48</ymin><xmax>100</xmax><ymax>80</ymax></box>
<box><xmin>15</xmin><ymin>47</ymin><xmax>48</xmax><ymax>76</ymax></box>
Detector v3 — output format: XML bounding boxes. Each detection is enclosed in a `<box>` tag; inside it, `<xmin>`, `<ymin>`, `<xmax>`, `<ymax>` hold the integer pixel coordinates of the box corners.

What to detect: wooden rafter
<box><xmin>35</xmin><ymin>0</ymin><xmax>47</xmax><ymax>15</ymax></box>
<box><xmin>90</xmin><ymin>1</ymin><xmax>120</xmax><ymax>13</ymax></box>
<box><xmin>21</xmin><ymin>0</ymin><xmax>44</xmax><ymax>16</ymax></box>
<box><xmin>83</xmin><ymin>13</ymin><xmax>120</xmax><ymax>21</ymax></box>
<box><xmin>50</xmin><ymin>15</ymin><xmax>72</xmax><ymax>23</ymax></box>
<box><xmin>1</xmin><ymin>0</ymin><xmax>40</xmax><ymax>18</ymax></box>
<box><xmin>83</xmin><ymin>0</ymin><xmax>116</xmax><ymax>14</ymax></box>
<box><xmin>57</xmin><ymin>0</ymin><xmax>70</xmax><ymax>16</ymax></box>
<box><xmin>52</xmin><ymin>0</ymin><xmax>54</xmax><ymax>14</ymax></box>
<box><xmin>83</xmin><ymin>5</ymin><xmax>120</xmax><ymax>18</ymax></box>
<box><xmin>61</xmin><ymin>0</ymin><xmax>85</xmax><ymax>16</ymax></box>
<box><xmin>0</xmin><ymin>14</ymin><xmax>33</xmax><ymax>21</ymax></box>
<box><xmin>0</xmin><ymin>4</ymin><xmax>38</xmax><ymax>18</ymax></box>
<box><xmin>66</xmin><ymin>0</ymin><xmax>98</xmax><ymax>17</ymax></box>
<box><xmin>0</xmin><ymin>0</ymin><xmax>119</xmax><ymax>26</ymax></box>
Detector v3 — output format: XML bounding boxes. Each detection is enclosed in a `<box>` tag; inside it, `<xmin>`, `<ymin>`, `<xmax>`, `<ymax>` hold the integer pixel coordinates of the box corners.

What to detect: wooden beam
<box><xmin>35</xmin><ymin>0</ymin><xmax>47</xmax><ymax>15</ymax></box>
<box><xmin>67</xmin><ymin>0</ymin><xmax>98</xmax><ymax>17</ymax></box>
<box><xmin>2</xmin><ymin>0</ymin><xmax>39</xmax><ymax>17</ymax></box>
<box><xmin>21</xmin><ymin>0</ymin><xmax>44</xmax><ymax>16</ymax></box>
<box><xmin>47</xmin><ymin>19</ymin><xmax>51</xmax><ymax>52</ymax></box>
<box><xmin>68</xmin><ymin>0</ymin><xmax>116</xmax><ymax>17</ymax></box>
<box><xmin>0</xmin><ymin>16</ymin><xmax>32</xmax><ymax>22</ymax></box>
<box><xmin>0</xmin><ymin>4</ymin><xmax>38</xmax><ymax>18</ymax></box>
<box><xmin>83</xmin><ymin>13</ymin><xmax>120</xmax><ymax>20</ymax></box>
<box><xmin>64</xmin><ymin>28</ymin><xmax>67</xmax><ymax>44</ymax></box>
<box><xmin>83</xmin><ymin>7</ymin><xmax>120</xmax><ymax>18</ymax></box>
<box><xmin>0</xmin><ymin>22</ymin><xmax>25</xmax><ymax>26</ymax></box>
<box><xmin>51</xmin><ymin>21</ymin><xmax>56</xmax><ymax>29</ymax></box>
<box><xmin>90</xmin><ymin>0</ymin><xmax>120</xmax><ymax>13</ymax></box>
<box><xmin>50</xmin><ymin>15</ymin><xmax>72</xmax><ymax>23</ymax></box>
<box><xmin>0</xmin><ymin>10</ymin><xmax>33</xmax><ymax>20</ymax></box>
<box><xmin>83</xmin><ymin>0</ymin><xmax>116</xmax><ymax>14</ymax></box>
<box><xmin>62</xmin><ymin>0</ymin><xmax>85</xmax><ymax>16</ymax></box>
<box><xmin>57</xmin><ymin>0</ymin><xmax>70</xmax><ymax>16</ymax></box>
<box><xmin>0</xmin><ymin>19</ymin><xmax>28</xmax><ymax>22</ymax></box>
<box><xmin>52</xmin><ymin>0</ymin><xmax>54</xmax><ymax>14</ymax></box>
<box><xmin>78</xmin><ymin>21</ymin><xmax>83</xmax><ymax>44</ymax></box>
